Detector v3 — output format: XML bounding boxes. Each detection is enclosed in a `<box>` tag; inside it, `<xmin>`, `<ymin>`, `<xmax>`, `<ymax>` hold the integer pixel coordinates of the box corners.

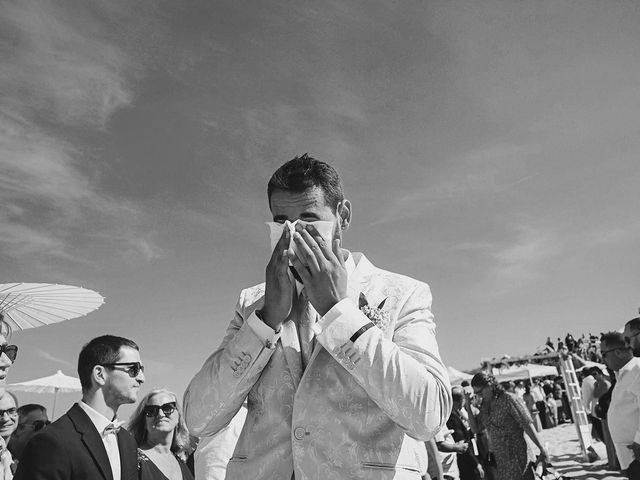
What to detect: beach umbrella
<box><xmin>9</xmin><ymin>370</ymin><xmax>82</xmax><ymax>418</ymax></box>
<box><xmin>0</xmin><ymin>283</ymin><xmax>104</xmax><ymax>330</ymax></box>
<box><xmin>447</xmin><ymin>366</ymin><xmax>473</xmax><ymax>385</ymax></box>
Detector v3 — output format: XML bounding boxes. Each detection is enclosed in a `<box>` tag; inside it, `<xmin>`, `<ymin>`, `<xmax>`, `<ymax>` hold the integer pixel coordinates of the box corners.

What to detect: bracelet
<box><xmin>350</xmin><ymin>322</ymin><xmax>375</xmax><ymax>343</ymax></box>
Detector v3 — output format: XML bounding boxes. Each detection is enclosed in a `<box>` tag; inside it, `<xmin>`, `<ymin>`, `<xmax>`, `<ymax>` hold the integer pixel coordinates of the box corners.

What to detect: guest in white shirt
<box><xmin>15</xmin><ymin>335</ymin><xmax>145</xmax><ymax>480</ymax></box>
<box><xmin>601</xmin><ymin>331</ymin><xmax>640</xmax><ymax>479</ymax></box>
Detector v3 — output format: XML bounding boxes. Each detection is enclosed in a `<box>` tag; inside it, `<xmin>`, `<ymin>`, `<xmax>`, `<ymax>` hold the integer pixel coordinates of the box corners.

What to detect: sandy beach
<box><xmin>539</xmin><ymin>423</ymin><xmax>625</xmax><ymax>479</ymax></box>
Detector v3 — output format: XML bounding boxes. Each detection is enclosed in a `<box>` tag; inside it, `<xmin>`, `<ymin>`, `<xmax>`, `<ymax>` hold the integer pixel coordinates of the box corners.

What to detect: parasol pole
<box><xmin>52</xmin><ymin>386</ymin><xmax>59</xmax><ymax>419</ymax></box>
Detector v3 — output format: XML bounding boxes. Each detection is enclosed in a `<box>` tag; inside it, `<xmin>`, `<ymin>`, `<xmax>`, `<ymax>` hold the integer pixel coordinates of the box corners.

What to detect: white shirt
<box><xmin>430</xmin><ymin>429</ymin><xmax>460</xmax><ymax>480</ymax></box>
<box><xmin>581</xmin><ymin>375</ymin><xmax>596</xmax><ymax>415</ymax></box>
<box><xmin>608</xmin><ymin>357</ymin><xmax>640</xmax><ymax>470</ymax></box>
<box><xmin>248</xmin><ymin>253</ymin><xmax>357</xmax><ymax>344</ymax></box>
<box><xmin>78</xmin><ymin>401</ymin><xmax>121</xmax><ymax>480</ymax></box>
<box><xmin>194</xmin><ymin>405</ymin><xmax>247</xmax><ymax>480</ymax></box>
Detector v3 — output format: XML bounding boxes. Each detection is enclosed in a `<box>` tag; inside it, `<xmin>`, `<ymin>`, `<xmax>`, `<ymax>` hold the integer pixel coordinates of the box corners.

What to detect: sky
<box><xmin>1</xmin><ymin>0</ymin><xmax>639</xmax><ymax>418</ymax></box>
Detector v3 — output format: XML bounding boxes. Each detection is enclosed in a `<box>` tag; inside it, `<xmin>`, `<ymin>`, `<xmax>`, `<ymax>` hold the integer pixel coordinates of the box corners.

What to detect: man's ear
<box><xmin>92</xmin><ymin>365</ymin><xmax>108</xmax><ymax>387</ymax></box>
<box><xmin>338</xmin><ymin>199</ymin><xmax>352</xmax><ymax>231</ymax></box>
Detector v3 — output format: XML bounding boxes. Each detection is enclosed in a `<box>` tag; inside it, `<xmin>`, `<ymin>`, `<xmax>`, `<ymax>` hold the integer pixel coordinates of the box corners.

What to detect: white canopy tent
<box><xmin>447</xmin><ymin>366</ymin><xmax>473</xmax><ymax>385</ymax></box>
<box><xmin>492</xmin><ymin>363</ymin><xmax>559</xmax><ymax>383</ymax></box>
<box><xmin>9</xmin><ymin>370</ymin><xmax>82</xmax><ymax>418</ymax></box>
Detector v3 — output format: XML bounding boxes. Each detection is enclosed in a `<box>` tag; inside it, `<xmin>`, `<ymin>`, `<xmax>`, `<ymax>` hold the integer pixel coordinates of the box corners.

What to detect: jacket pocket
<box><xmin>228</xmin><ymin>455</ymin><xmax>248</xmax><ymax>462</ymax></box>
<box><xmin>361</xmin><ymin>462</ymin><xmax>422</xmax><ymax>473</ymax></box>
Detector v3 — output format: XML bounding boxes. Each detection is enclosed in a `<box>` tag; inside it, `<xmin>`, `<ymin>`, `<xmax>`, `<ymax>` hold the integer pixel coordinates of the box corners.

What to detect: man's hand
<box><xmin>476</xmin><ymin>463</ymin><xmax>485</xmax><ymax>478</ymax></box>
<box><xmin>261</xmin><ymin>226</ymin><xmax>294</xmax><ymax>331</ymax></box>
<box><xmin>455</xmin><ymin>441</ymin><xmax>469</xmax><ymax>453</ymax></box>
<box><xmin>288</xmin><ymin>223</ymin><xmax>348</xmax><ymax>316</ymax></box>
<box><xmin>628</xmin><ymin>442</ymin><xmax>640</xmax><ymax>460</ymax></box>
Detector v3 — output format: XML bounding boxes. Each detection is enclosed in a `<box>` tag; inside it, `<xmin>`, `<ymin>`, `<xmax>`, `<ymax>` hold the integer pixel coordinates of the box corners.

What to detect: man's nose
<box><xmin>137</xmin><ymin>371</ymin><xmax>145</xmax><ymax>384</ymax></box>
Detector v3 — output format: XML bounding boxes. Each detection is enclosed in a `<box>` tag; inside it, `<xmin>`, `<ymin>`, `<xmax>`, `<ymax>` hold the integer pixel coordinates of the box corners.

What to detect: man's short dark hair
<box><xmin>78</xmin><ymin>335</ymin><xmax>138</xmax><ymax>392</ymax></box>
<box><xmin>17</xmin><ymin>404</ymin><xmax>46</xmax><ymax>417</ymax></box>
<box><xmin>600</xmin><ymin>331</ymin><xmax>627</xmax><ymax>349</ymax></box>
<box><xmin>626</xmin><ymin>317</ymin><xmax>640</xmax><ymax>333</ymax></box>
<box><xmin>267</xmin><ymin>154</ymin><xmax>344</xmax><ymax>210</ymax></box>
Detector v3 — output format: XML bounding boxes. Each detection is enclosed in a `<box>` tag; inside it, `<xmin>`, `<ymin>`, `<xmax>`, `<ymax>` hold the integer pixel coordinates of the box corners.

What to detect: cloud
<box><xmin>0</xmin><ymin>0</ymin><xmax>156</xmax><ymax>267</ymax></box>
<box><xmin>1</xmin><ymin>0</ymin><xmax>136</xmax><ymax>128</ymax></box>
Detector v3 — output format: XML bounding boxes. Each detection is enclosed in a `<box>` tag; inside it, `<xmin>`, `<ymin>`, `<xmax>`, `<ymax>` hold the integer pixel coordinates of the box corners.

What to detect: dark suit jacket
<box><xmin>14</xmin><ymin>403</ymin><xmax>138</xmax><ymax>480</ymax></box>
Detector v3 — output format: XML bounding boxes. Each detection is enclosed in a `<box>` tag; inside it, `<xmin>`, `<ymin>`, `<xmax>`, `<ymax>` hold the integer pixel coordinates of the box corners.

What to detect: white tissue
<box><xmin>266</xmin><ymin>220</ymin><xmax>335</xmax><ymax>263</ymax></box>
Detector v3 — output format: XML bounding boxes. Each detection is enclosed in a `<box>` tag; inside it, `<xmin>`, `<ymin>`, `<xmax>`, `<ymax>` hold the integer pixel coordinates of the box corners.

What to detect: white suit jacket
<box><xmin>184</xmin><ymin>253</ymin><xmax>451</xmax><ymax>480</ymax></box>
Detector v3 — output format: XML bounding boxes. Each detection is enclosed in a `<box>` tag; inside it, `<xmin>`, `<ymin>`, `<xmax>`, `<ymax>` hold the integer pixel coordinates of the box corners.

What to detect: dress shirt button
<box><xmin>293</xmin><ymin>427</ymin><xmax>306</xmax><ymax>440</ymax></box>
<box><xmin>233</xmin><ymin>371</ymin><xmax>241</xmax><ymax>378</ymax></box>
<box><xmin>243</xmin><ymin>353</ymin><xmax>252</xmax><ymax>361</ymax></box>
<box><xmin>332</xmin><ymin>346</ymin><xmax>342</xmax><ymax>356</ymax></box>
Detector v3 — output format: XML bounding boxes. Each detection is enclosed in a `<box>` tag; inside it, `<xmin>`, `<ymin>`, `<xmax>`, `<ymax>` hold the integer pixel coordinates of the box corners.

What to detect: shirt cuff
<box><xmin>634</xmin><ymin>431</ymin><xmax>640</xmax><ymax>445</ymax></box>
<box><xmin>247</xmin><ymin>310</ymin><xmax>280</xmax><ymax>349</ymax></box>
<box><xmin>313</xmin><ymin>298</ymin><xmax>356</xmax><ymax>335</ymax></box>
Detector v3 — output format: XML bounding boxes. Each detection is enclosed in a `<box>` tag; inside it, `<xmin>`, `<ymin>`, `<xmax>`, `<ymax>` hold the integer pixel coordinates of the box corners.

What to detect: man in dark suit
<box><xmin>15</xmin><ymin>335</ymin><xmax>145</xmax><ymax>480</ymax></box>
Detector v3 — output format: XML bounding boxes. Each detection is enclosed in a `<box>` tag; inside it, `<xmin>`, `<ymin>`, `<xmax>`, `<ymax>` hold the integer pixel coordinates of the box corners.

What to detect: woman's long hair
<box><xmin>127</xmin><ymin>388</ymin><xmax>194</xmax><ymax>460</ymax></box>
<box><xmin>471</xmin><ymin>372</ymin><xmax>505</xmax><ymax>399</ymax></box>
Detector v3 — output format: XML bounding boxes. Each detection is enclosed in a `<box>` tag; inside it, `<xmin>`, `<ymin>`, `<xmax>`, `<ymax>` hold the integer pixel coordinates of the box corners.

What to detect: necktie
<box><xmin>295</xmin><ymin>290</ymin><xmax>317</xmax><ymax>369</ymax></box>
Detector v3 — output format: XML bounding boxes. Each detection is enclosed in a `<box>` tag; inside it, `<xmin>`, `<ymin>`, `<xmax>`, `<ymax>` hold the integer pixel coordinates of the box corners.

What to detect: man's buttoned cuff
<box><xmin>633</xmin><ymin>431</ymin><xmax>640</xmax><ymax>445</ymax></box>
<box><xmin>247</xmin><ymin>311</ymin><xmax>280</xmax><ymax>349</ymax></box>
<box><xmin>313</xmin><ymin>298</ymin><xmax>371</xmax><ymax>342</ymax></box>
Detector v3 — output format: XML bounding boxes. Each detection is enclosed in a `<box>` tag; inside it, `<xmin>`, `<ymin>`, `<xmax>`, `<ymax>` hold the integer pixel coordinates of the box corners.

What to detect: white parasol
<box><xmin>0</xmin><ymin>283</ymin><xmax>104</xmax><ymax>330</ymax></box>
<box><xmin>9</xmin><ymin>370</ymin><xmax>82</xmax><ymax>418</ymax></box>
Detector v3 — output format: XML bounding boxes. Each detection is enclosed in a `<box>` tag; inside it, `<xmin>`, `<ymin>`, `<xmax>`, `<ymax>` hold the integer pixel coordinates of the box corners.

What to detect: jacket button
<box><xmin>293</xmin><ymin>427</ymin><xmax>306</xmax><ymax>440</ymax></box>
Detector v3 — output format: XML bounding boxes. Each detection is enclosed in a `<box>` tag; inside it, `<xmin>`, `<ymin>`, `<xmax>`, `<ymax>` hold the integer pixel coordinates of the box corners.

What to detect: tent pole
<box><xmin>52</xmin><ymin>387</ymin><xmax>58</xmax><ymax>419</ymax></box>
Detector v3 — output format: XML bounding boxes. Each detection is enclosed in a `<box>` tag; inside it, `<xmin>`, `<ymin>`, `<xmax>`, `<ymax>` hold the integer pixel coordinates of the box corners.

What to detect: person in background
<box><xmin>0</xmin><ymin>316</ymin><xmax>18</xmax><ymax>400</ymax></box>
<box><xmin>7</xmin><ymin>404</ymin><xmax>49</xmax><ymax>462</ymax></box>
<box><xmin>543</xmin><ymin>384</ymin><xmax>557</xmax><ymax>428</ymax></box>
<box><xmin>601</xmin><ymin>331</ymin><xmax>640</xmax><ymax>479</ymax></box>
<box><xmin>129</xmin><ymin>388</ymin><xmax>194</xmax><ymax>480</ymax></box>
<box><xmin>15</xmin><ymin>335</ymin><xmax>145</xmax><ymax>480</ymax></box>
<box><xmin>447</xmin><ymin>387</ymin><xmax>484</xmax><ymax>479</ymax></box>
<box><xmin>581</xmin><ymin>368</ymin><xmax>603</xmax><ymax>442</ymax></box>
<box><xmin>0</xmin><ymin>391</ymin><xmax>19</xmax><ymax>478</ymax></box>
<box><xmin>193</xmin><ymin>404</ymin><xmax>246</xmax><ymax>480</ymax></box>
<box><xmin>468</xmin><ymin>373</ymin><xmax>549</xmax><ymax>480</ymax></box>
<box><xmin>431</xmin><ymin>428</ymin><xmax>461</xmax><ymax>480</ymax></box>
<box><xmin>593</xmin><ymin>368</ymin><xmax>619</xmax><ymax>471</ymax></box>
<box><xmin>624</xmin><ymin>318</ymin><xmax>640</xmax><ymax>357</ymax></box>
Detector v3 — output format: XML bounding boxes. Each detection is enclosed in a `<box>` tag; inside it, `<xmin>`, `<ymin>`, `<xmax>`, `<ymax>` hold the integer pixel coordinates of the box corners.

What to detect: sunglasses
<box><xmin>0</xmin><ymin>407</ymin><xmax>18</xmax><ymax>418</ymax></box>
<box><xmin>143</xmin><ymin>402</ymin><xmax>177</xmax><ymax>418</ymax></box>
<box><xmin>0</xmin><ymin>344</ymin><xmax>18</xmax><ymax>362</ymax></box>
<box><xmin>102</xmin><ymin>362</ymin><xmax>144</xmax><ymax>378</ymax></box>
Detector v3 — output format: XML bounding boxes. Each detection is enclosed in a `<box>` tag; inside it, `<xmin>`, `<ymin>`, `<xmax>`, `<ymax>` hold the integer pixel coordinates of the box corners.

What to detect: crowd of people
<box><xmin>541</xmin><ymin>332</ymin><xmax>604</xmax><ymax>363</ymax></box>
<box><xmin>0</xmin><ymin>155</ymin><xmax>638</xmax><ymax>480</ymax></box>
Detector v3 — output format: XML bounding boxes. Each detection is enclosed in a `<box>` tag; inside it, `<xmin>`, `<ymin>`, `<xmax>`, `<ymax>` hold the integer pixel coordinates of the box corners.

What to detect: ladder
<box><xmin>558</xmin><ymin>354</ymin><xmax>593</xmax><ymax>461</ymax></box>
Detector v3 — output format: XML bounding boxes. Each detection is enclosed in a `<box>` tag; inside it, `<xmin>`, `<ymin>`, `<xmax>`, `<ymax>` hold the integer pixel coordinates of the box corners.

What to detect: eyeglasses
<box><xmin>0</xmin><ymin>408</ymin><xmax>18</xmax><ymax>418</ymax></box>
<box><xmin>143</xmin><ymin>402</ymin><xmax>177</xmax><ymax>418</ymax></box>
<box><xmin>0</xmin><ymin>344</ymin><xmax>18</xmax><ymax>362</ymax></box>
<box><xmin>102</xmin><ymin>362</ymin><xmax>144</xmax><ymax>377</ymax></box>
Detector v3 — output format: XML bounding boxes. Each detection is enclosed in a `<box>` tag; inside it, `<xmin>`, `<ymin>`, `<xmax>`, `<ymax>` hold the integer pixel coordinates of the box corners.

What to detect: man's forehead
<box><xmin>0</xmin><ymin>395</ymin><xmax>16</xmax><ymax>408</ymax></box>
<box><xmin>117</xmin><ymin>346</ymin><xmax>140</xmax><ymax>361</ymax></box>
<box><xmin>270</xmin><ymin>187</ymin><xmax>329</xmax><ymax>210</ymax></box>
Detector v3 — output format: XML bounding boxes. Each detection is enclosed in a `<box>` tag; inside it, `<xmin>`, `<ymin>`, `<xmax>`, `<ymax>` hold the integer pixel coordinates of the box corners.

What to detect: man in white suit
<box><xmin>184</xmin><ymin>154</ymin><xmax>451</xmax><ymax>480</ymax></box>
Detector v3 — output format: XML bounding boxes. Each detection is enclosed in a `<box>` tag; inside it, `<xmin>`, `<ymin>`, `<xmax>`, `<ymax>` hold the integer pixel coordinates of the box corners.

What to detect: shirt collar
<box><xmin>618</xmin><ymin>356</ymin><xmax>639</xmax><ymax>376</ymax></box>
<box><xmin>78</xmin><ymin>401</ymin><xmax>117</xmax><ymax>433</ymax></box>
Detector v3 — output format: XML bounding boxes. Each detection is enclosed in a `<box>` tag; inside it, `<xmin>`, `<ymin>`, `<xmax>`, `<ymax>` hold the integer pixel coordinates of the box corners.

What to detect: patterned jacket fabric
<box><xmin>184</xmin><ymin>252</ymin><xmax>451</xmax><ymax>480</ymax></box>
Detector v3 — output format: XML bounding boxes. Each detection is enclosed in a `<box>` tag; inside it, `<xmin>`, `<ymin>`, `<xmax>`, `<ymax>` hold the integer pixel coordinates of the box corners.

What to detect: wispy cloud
<box><xmin>0</xmin><ymin>0</ymin><xmax>155</xmax><ymax>267</ymax></box>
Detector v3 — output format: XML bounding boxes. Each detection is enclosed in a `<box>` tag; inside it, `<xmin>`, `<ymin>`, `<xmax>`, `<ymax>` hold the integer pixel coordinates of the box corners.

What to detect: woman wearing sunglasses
<box><xmin>128</xmin><ymin>389</ymin><xmax>195</xmax><ymax>480</ymax></box>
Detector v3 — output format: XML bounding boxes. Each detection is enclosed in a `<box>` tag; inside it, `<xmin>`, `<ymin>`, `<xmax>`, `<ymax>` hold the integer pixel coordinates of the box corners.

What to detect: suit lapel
<box><xmin>68</xmin><ymin>404</ymin><xmax>113</xmax><ymax>480</ymax></box>
<box><xmin>117</xmin><ymin>429</ymin><xmax>137</xmax><ymax>480</ymax></box>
